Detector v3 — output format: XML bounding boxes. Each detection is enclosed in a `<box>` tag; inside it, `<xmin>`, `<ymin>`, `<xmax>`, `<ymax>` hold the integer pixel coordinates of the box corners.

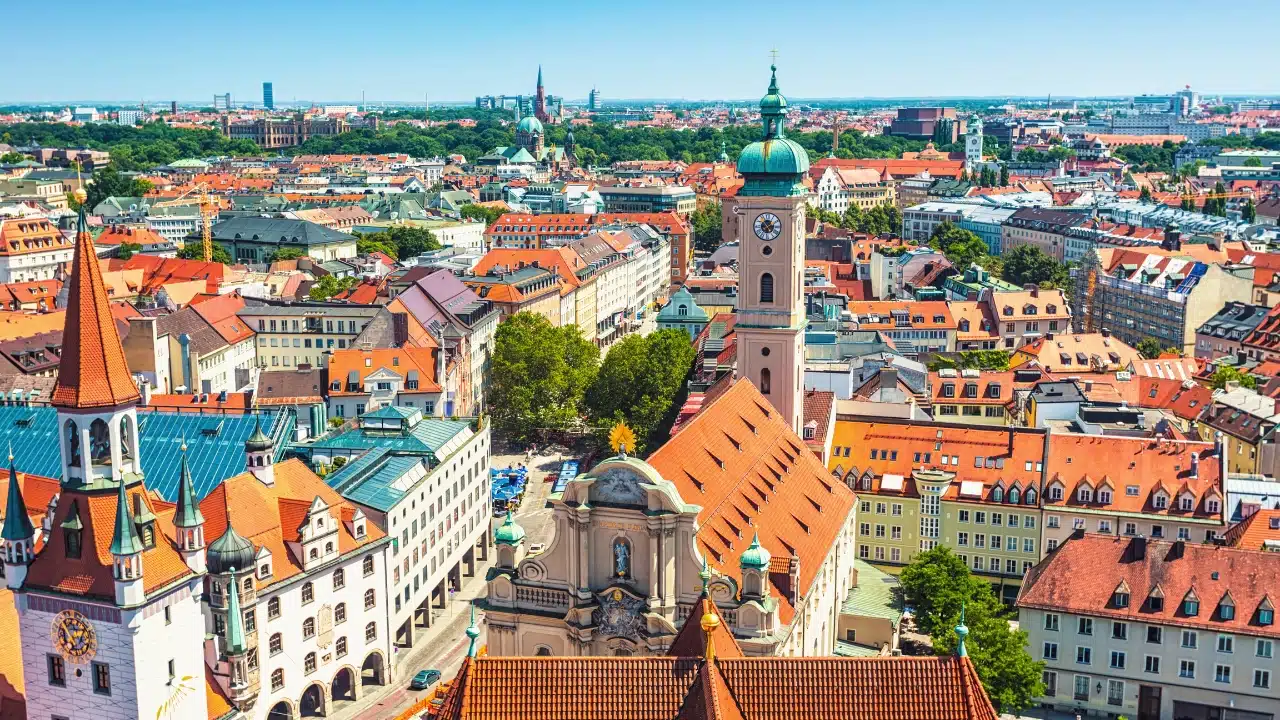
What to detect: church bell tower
<box><xmin>733</xmin><ymin>65</ymin><xmax>809</xmax><ymax>434</ymax></box>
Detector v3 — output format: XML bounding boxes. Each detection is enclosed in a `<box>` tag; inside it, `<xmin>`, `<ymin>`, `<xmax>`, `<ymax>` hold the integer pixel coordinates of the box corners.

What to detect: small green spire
<box><xmin>493</xmin><ymin>510</ymin><xmax>525</xmax><ymax>546</ymax></box>
<box><xmin>767</xmin><ymin>64</ymin><xmax>778</xmax><ymax>95</ymax></box>
<box><xmin>465</xmin><ymin>604</ymin><xmax>481</xmax><ymax>657</ymax></box>
<box><xmin>224</xmin><ymin>569</ymin><xmax>246</xmax><ymax>655</ymax></box>
<box><xmin>173</xmin><ymin>439</ymin><xmax>204</xmax><ymax>530</ymax></box>
<box><xmin>955</xmin><ymin>603</ymin><xmax>969</xmax><ymax>658</ymax></box>
<box><xmin>108</xmin><ymin>479</ymin><xmax>143</xmax><ymax>558</ymax></box>
<box><xmin>1</xmin><ymin>448</ymin><xmax>33</xmax><ymax>542</ymax></box>
<box><xmin>699</xmin><ymin>555</ymin><xmax>712</xmax><ymax>595</ymax></box>
<box><xmin>739</xmin><ymin>532</ymin><xmax>771</xmax><ymax>571</ymax></box>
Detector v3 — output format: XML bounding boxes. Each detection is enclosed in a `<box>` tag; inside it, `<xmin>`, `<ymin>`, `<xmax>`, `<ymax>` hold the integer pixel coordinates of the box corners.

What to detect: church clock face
<box><xmin>51</xmin><ymin>610</ymin><xmax>97</xmax><ymax>663</ymax></box>
<box><xmin>753</xmin><ymin>212</ymin><xmax>782</xmax><ymax>241</ymax></box>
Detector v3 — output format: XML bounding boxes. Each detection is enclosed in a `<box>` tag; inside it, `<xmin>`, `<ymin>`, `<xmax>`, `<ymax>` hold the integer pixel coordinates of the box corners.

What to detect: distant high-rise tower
<box><xmin>213</xmin><ymin>93</ymin><xmax>232</xmax><ymax>111</ymax></box>
<box><xmin>263</xmin><ymin>82</ymin><xmax>274</xmax><ymax>110</ymax></box>
<box><xmin>588</xmin><ymin>87</ymin><xmax>601</xmax><ymax>112</ymax></box>
<box><xmin>534</xmin><ymin>65</ymin><xmax>548</xmax><ymax>123</ymax></box>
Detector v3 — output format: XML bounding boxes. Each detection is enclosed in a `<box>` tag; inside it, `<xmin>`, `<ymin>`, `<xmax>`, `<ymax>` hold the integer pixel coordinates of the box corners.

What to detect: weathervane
<box><xmin>769</xmin><ymin>48</ymin><xmax>779</xmax><ymax>66</ymax></box>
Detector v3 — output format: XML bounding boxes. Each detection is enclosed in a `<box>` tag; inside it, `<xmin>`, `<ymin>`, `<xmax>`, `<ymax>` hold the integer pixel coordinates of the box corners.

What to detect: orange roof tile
<box><xmin>647</xmin><ymin>380</ymin><xmax>856</xmax><ymax>625</ymax></box>
<box><xmin>1222</xmin><ymin>509</ymin><xmax>1280</xmax><ymax>551</ymax></box>
<box><xmin>326</xmin><ymin>347</ymin><xmax>441</xmax><ymax>396</ymax></box>
<box><xmin>51</xmin><ymin>216</ymin><xmax>141</xmax><ymax>409</ymax></box>
<box><xmin>1044</xmin><ymin>435</ymin><xmax>1220</xmax><ymax>519</ymax></box>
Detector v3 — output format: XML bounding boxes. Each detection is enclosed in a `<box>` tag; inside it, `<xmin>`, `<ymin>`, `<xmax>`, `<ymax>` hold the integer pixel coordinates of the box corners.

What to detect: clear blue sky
<box><xmin>7</xmin><ymin>0</ymin><xmax>1279</xmax><ymax>103</ymax></box>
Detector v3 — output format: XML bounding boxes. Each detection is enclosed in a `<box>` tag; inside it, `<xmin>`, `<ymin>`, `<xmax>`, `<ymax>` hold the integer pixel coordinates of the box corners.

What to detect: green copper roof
<box><xmin>839</xmin><ymin>559</ymin><xmax>903</xmax><ymax>624</ymax></box>
<box><xmin>244</xmin><ymin>418</ymin><xmax>273</xmax><ymax>453</ymax></box>
<box><xmin>736</xmin><ymin>64</ymin><xmax>809</xmax><ymax>196</ymax></box>
<box><xmin>739</xmin><ymin>532</ymin><xmax>771</xmax><ymax>570</ymax></box>
<box><xmin>1</xmin><ymin>460</ymin><xmax>33</xmax><ymax>541</ymax></box>
<box><xmin>465</xmin><ymin>603</ymin><xmax>481</xmax><ymax>657</ymax></box>
<box><xmin>173</xmin><ymin>445</ymin><xmax>204</xmax><ymax>529</ymax></box>
<box><xmin>493</xmin><ymin>510</ymin><xmax>525</xmax><ymax>545</ymax></box>
<box><xmin>109</xmin><ymin>480</ymin><xmax>144</xmax><ymax>557</ymax></box>
<box><xmin>208</xmin><ymin>518</ymin><xmax>255</xmax><ymax>575</ymax></box>
<box><xmin>516</xmin><ymin>116</ymin><xmax>544</xmax><ymax>135</ymax></box>
<box><xmin>224</xmin><ymin>570</ymin><xmax>247</xmax><ymax>655</ymax></box>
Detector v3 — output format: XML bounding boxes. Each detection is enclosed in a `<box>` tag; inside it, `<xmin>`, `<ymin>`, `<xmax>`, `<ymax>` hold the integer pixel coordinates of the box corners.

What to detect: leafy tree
<box><xmin>998</xmin><ymin>164</ymin><xmax>1009</xmax><ymax>187</ymax></box>
<box><xmin>1136</xmin><ymin>337</ymin><xmax>1164</xmax><ymax>359</ymax></box>
<box><xmin>1001</xmin><ymin>245</ymin><xmax>1070</xmax><ymax>288</ymax></box>
<box><xmin>308</xmin><ymin>274</ymin><xmax>359</xmax><ymax>301</ymax></box>
<box><xmin>1180</xmin><ymin>193</ymin><xmax>1197</xmax><ymax>212</ymax></box>
<box><xmin>1244</xmin><ymin>198</ymin><xmax>1257</xmax><ymax>223</ymax></box>
<box><xmin>1178</xmin><ymin>160</ymin><xmax>1206</xmax><ymax>180</ymax></box>
<box><xmin>176</xmin><ymin>242</ymin><xmax>232</xmax><ymax>264</ymax></box>
<box><xmin>0</xmin><ymin>152</ymin><xmax>24</xmax><ymax>164</ymax></box>
<box><xmin>488</xmin><ymin>312</ymin><xmax>600</xmax><ymax>440</ymax></box>
<box><xmin>355</xmin><ymin>226</ymin><xmax>439</xmax><ymax>260</ymax></box>
<box><xmin>1138</xmin><ymin>186</ymin><xmax>1153</xmax><ymax>203</ymax></box>
<box><xmin>266</xmin><ymin>247</ymin><xmax>305</xmax><ymax>263</ymax></box>
<box><xmin>1209</xmin><ymin>105</ymin><xmax>1233</xmax><ymax>115</ymax></box>
<box><xmin>1209</xmin><ymin>365</ymin><xmax>1257</xmax><ymax>390</ymax></box>
<box><xmin>459</xmin><ymin>203</ymin><xmax>503</xmax><ymax>226</ymax></box>
<box><xmin>900</xmin><ymin>547</ymin><xmax>1044</xmax><ymax>713</ymax></box>
<box><xmin>929</xmin><ymin>222</ymin><xmax>989</xmax><ymax>268</ymax></box>
<box><xmin>116</xmin><ymin>241</ymin><xmax>141</xmax><ymax>260</ymax></box>
<box><xmin>1243</xmin><ymin>157</ymin><xmax>1263</xmax><ymax>167</ymax></box>
<box><xmin>83</xmin><ymin>163</ymin><xmax>154</xmax><ymax>210</ymax></box>
<box><xmin>356</xmin><ymin>237</ymin><xmax>399</xmax><ymax>260</ymax></box>
<box><xmin>585</xmin><ymin>329</ymin><xmax>696</xmax><ymax>453</ymax></box>
<box><xmin>690</xmin><ymin>201</ymin><xmax>723</xmax><ymax>253</ymax></box>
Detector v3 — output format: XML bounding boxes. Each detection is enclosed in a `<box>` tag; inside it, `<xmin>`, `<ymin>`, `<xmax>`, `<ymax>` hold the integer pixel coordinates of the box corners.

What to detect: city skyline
<box><xmin>7</xmin><ymin>0</ymin><xmax>1280</xmax><ymax>104</ymax></box>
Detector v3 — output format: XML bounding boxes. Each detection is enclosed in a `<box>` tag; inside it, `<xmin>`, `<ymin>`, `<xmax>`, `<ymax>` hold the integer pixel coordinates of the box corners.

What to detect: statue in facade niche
<box><xmin>613</xmin><ymin>538</ymin><xmax>630</xmax><ymax>578</ymax></box>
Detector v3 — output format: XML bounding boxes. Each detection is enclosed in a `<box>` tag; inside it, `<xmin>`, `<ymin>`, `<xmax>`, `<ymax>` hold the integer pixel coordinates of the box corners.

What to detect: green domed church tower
<box><xmin>733</xmin><ymin>64</ymin><xmax>808</xmax><ymax>434</ymax></box>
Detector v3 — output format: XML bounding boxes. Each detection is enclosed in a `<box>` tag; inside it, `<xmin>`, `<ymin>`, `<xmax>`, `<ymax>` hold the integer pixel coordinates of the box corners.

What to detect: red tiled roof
<box><xmin>1044</xmin><ymin>435</ymin><xmax>1220</xmax><ymax>519</ymax></box>
<box><xmin>1222</xmin><ymin>509</ymin><xmax>1280</xmax><ymax>551</ymax></box>
<box><xmin>51</xmin><ymin>219</ymin><xmax>141</xmax><ymax>409</ymax></box>
<box><xmin>433</xmin><ymin>655</ymin><xmax>997</xmax><ymax>720</ymax></box>
<box><xmin>646</xmin><ymin>380</ymin><xmax>856</xmax><ymax>625</ymax></box>
<box><xmin>1018</xmin><ymin>533</ymin><xmax>1280</xmax><ymax>640</ymax></box>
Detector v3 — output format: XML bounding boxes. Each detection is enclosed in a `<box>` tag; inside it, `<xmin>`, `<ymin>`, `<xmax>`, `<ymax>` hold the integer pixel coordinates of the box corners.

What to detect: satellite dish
<box><xmin>390</xmin><ymin>212</ymin><xmax>399</xmax><ymax>220</ymax></box>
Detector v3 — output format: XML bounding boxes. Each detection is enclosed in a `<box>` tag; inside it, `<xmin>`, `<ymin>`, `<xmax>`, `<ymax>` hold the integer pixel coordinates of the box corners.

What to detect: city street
<box><xmin>343</xmin><ymin>449</ymin><xmax>561</xmax><ymax>720</ymax></box>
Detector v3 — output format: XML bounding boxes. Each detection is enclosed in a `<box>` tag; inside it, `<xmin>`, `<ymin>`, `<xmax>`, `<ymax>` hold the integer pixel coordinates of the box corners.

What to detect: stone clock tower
<box><xmin>733</xmin><ymin>65</ymin><xmax>809</xmax><ymax>434</ymax></box>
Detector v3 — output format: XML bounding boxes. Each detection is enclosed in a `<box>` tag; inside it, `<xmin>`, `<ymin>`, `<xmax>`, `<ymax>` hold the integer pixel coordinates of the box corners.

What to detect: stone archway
<box><xmin>299</xmin><ymin>683</ymin><xmax>327</xmax><ymax>718</ymax></box>
<box><xmin>331</xmin><ymin>665</ymin><xmax>358</xmax><ymax>703</ymax></box>
<box><xmin>267</xmin><ymin>700</ymin><xmax>294</xmax><ymax>720</ymax></box>
<box><xmin>360</xmin><ymin>650</ymin><xmax>385</xmax><ymax>687</ymax></box>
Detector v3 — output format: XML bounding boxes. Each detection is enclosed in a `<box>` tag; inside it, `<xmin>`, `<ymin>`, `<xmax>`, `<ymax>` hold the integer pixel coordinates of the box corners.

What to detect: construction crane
<box><xmin>151</xmin><ymin>183</ymin><xmax>217</xmax><ymax>261</ymax></box>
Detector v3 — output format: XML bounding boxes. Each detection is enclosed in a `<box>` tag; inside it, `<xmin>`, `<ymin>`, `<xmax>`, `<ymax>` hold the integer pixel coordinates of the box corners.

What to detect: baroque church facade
<box><xmin>483</xmin><ymin>66</ymin><xmax>859</xmax><ymax>659</ymax></box>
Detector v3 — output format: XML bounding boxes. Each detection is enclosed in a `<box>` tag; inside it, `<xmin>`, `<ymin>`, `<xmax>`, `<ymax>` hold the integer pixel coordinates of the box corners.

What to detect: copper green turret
<box><xmin>1</xmin><ymin>454</ymin><xmax>33</xmax><ymax>542</ymax></box>
<box><xmin>109</xmin><ymin>478</ymin><xmax>143</xmax><ymax>557</ymax></box>
<box><xmin>224</xmin><ymin>570</ymin><xmax>246</xmax><ymax>655</ymax></box>
<box><xmin>173</xmin><ymin>442</ymin><xmax>204</xmax><ymax>530</ymax></box>
<box><xmin>736</xmin><ymin>64</ymin><xmax>809</xmax><ymax>197</ymax></box>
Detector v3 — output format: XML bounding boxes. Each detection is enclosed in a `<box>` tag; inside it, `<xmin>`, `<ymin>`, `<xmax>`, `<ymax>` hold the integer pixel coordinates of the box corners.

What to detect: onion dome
<box><xmin>208</xmin><ymin>522</ymin><xmax>255</xmax><ymax>574</ymax></box>
<box><xmin>739</xmin><ymin>532</ymin><xmax>771</xmax><ymax>571</ymax></box>
<box><xmin>516</xmin><ymin>116</ymin><xmax>544</xmax><ymax>135</ymax></box>
<box><xmin>493</xmin><ymin>510</ymin><xmax>525</xmax><ymax>546</ymax></box>
<box><xmin>736</xmin><ymin>65</ymin><xmax>809</xmax><ymax>196</ymax></box>
<box><xmin>244</xmin><ymin>418</ymin><xmax>273</xmax><ymax>453</ymax></box>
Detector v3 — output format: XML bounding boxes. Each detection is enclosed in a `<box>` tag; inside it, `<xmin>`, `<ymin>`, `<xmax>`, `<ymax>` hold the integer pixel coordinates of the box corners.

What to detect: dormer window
<box><xmin>1098</xmin><ymin>489</ymin><xmax>1112</xmax><ymax>505</ymax></box>
<box><xmin>992</xmin><ymin>486</ymin><xmax>1004</xmax><ymax>503</ymax></box>
<box><xmin>1259</xmin><ymin>599</ymin><xmax>1275</xmax><ymax>626</ymax></box>
<box><xmin>1113</xmin><ymin>591</ymin><xmax>1130</xmax><ymax>608</ymax></box>
<box><xmin>1078</xmin><ymin>486</ymin><xmax>1093</xmax><ymax>503</ymax></box>
<box><xmin>1008</xmin><ymin>487</ymin><xmax>1020</xmax><ymax>504</ymax></box>
<box><xmin>1183</xmin><ymin>593</ymin><xmax>1200</xmax><ymax>617</ymax></box>
<box><xmin>1025</xmin><ymin>488</ymin><xmax>1036</xmax><ymax>505</ymax></box>
<box><xmin>1153</xmin><ymin>492</ymin><xmax>1168</xmax><ymax>509</ymax></box>
<box><xmin>65</xmin><ymin>529</ymin><xmax>82</xmax><ymax>559</ymax></box>
<box><xmin>1178</xmin><ymin>495</ymin><xmax>1194</xmax><ymax>511</ymax></box>
<box><xmin>1048</xmin><ymin>485</ymin><xmax>1063</xmax><ymax>501</ymax></box>
<box><xmin>1207</xmin><ymin>498</ymin><xmax>1220</xmax><ymax>514</ymax></box>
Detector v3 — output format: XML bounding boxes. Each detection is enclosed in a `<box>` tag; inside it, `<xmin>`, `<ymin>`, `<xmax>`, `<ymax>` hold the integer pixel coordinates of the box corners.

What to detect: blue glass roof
<box><xmin>0</xmin><ymin>406</ymin><xmax>294</xmax><ymax>502</ymax></box>
<box><xmin>299</xmin><ymin>417</ymin><xmax>471</xmax><ymax>457</ymax></box>
<box><xmin>324</xmin><ymin>448</ymin><xmax>426</xmax><ymax>513</ymax></box>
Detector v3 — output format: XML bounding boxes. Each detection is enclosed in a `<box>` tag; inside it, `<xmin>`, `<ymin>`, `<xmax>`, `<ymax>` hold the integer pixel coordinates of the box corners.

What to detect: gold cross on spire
<box><xmin>769</xmin><ymin>48</ymin><xmax>779</xmax><ymax>67</ymax></box>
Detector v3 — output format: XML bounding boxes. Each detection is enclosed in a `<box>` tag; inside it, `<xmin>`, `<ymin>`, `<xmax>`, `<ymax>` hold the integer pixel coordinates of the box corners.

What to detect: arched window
<box><xmin>303</xmin><ymin>617</ymin><xmax>315</xmax><ymax>638</ymax></box>
<box><xmin>759</xmin><ymin>273</ymin><xmax>774</xmax><ymax>304</ymax></box>
<box><xmin>301</xmin><ymin>582</ymin><xmax>314</xmax><ymax>604</ymax></box>
<box><xmin>89</xmin><ymin>419</ymin><xmax>111</xmax><ymax>465</ymax></box>
<box><xmin>364</xmin><ymin>622</ymin><xmax>377</xmax><ymax>642</ymax></box>
<box><xmin>268</xmin><ymin>597</ymin><xmax>280</xmax><ymax>619</ymax></box>
<box><xmin>242</xmin><ymin>577</ymin><xmax>252</xmax><ymax>592</ymax></box>
<box><xmin>535</xmin><ymin>646</ymin><xmax>552</xmax><ymax>656</ymax></box>
<box><xmin>309</xmin><ymin>548</ymin><xmax>318</xmax><ymax>560</ymax></box>
<box><xmin>363</xmin><ymin>556</ymin><xmax>375</xmax><ymax>576</ymax></box>
<box><xmin>332</xmin><ymin>569</ymin><xmax>345</xmax><ymax>590</ymax></box>
<box><xmin>269</xmin><ymin>633</ymin><xmax>282</xmax><ymax>655</ymax></box>
<box><xmin>119</xmin><ymin>416</ymin><xmax>134</xmax><ymax>460</ymax></box>
<box><xmin>325</xmin><ymin>541</ymin><xmax>334</xmax><ymax>554</ymax></box>
<box><xmin>335</xmin><ymin>603</ymin><xmax>346</xmax><ymax>624</ymax></box>
<box><xmin>304</xmin><ymin>652</ymin><xmax>317</xmax><ymax>674</ymax></box>
<box><xmin>678</xmin><ymin>305</ymin><xmax>688</xmax><ymax>316</ymax></box>
<box><xmin>271</xmin><ymin>669</ymin><xmax>284</xmax><ymax>691</ymax></box>
<box><xmin>760</xmin><ymin>368</ymin><xmax>771</xmax><ymax>395</ymax></box>
<box><xmin>64</xmin><ymin>420</ymin><xmax>80</xmax><ymax>466</ymax></box>
<box><xmin>336</xmin><ymin>636</ymin><xmax>347</xmax><ymax>657</ymax></box>
<box><xmin>364</xmin><ymin>589</ymin><xmax>376</xmax><ymax>609</ymax></box>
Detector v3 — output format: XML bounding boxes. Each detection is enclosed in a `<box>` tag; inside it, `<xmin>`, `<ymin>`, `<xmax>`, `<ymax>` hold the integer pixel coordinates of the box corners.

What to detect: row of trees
<box><xmin>488</xmin><ymin>313</ymin><xmax>696</xmax><ymax>453</ymax></box>
<box><xmin>0</xmin><ymin>123</ymin><xmax>259</xmax><ymax>171</ymax></box>
<box><xmin>928</xmin><ymin>222</ymin><xmax>1071</xmax><ymax>289</ymax></box>
<box><xmin>805</xmin><ymin>202</ymin><xmax>903</xmax><ymax>236</ymax></box>
<box><xmin>488</xmin><ymin>312</ymin><xmax>696</xmax><ymax>450</ymax></box>
<box><xmin>352</xmin><ymin>225</ymin><xmax>440</xmax><ymax>261</ymax></box>
<box><xmin>899</xmin><ymin>547</ymin><xmax>1044</xmax><ymax>713</ymax></box>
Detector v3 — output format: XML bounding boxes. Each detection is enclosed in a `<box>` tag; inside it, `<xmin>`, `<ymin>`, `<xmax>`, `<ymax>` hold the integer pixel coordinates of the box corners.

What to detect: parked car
<box><xmin>410</xmin><ymin>669</ymin><xmax>442</xmax><ymax>690</ymax></box>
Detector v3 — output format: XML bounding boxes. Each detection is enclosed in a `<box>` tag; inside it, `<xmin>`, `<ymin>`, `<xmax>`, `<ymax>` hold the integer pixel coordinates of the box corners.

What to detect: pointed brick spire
<box><xmin>52</xmin><ymin>206</ymin><xmax>140</xmax><ymax>408</ymax></box>
<box><xmin>1</xmin><ymin>448</ymin><xmax>33</xmax><ymax>542</ymax></box>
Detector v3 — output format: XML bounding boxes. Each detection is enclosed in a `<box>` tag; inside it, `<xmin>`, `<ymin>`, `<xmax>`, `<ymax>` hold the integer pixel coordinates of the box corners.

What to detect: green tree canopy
<box><xmin>83</xmin><ymin>163</ymin><xmax>154</xmax><ymax>210</ymax></box>
<box><xmin>488</xmin><ymin>312</ymin><xmax>600</xmax><ymax>440</ymax></box>
<box><xmin>1209</xmin><ymin>365</ymin><xmax>1257</xmax><ymax>390</ymax></box>
<box><xmin>354</xmin><ymin>226</ymin><xmax>440</xmax><ymax>260</ymax></box>
<box><xmin>459</xmin><ymin>203</ymin><xmax>503</xmax><ymax>226</ymax></box>
<box><xmin>176</xmin><ymin>242</ymin><xmax>232</xmax><ymax>264</ymax></box>
<box><xmin>266</xmin><ymin>247</ymin><xmax>305</xmax><ymax>263</ymax></box>
<box><xmin>308</xmin><ymin>274</ymin><xmax>358</xmax><ymax>301</ymax></box>
<box><xmin>1243</xmin><ymin>156</ymin><xmax>1264</xmax><ymax>167</ymax></box>
<box><xmin>356</xmin><ymin>237</ymin><xmax>399</xmax><ymax>260</ymax></box>
<box><xmin>585</xmin><ymin>329</ymin><xmax>696</xmax><ymax>453</ymax></box>
<box><xmin>116</xmin><ymin>241</ymin><xmax>141</xmax><ymax>261</ymax></box>
<box><xmin>1136</xmin><ymin>337</ymin><xmax>1164</xmax><ymax>360</ymax></box>
<box><xmin>690</xmin><ymin>202</ymin><xmax>723</xmax><ymax>254</ymax></box>
<box><xmin>1000</xmin><ymin>245</ymin><xmax>1070</xmax><ymax>289</ymax></box>
<box><xmin>929</xmin><ymin>222</ymin><xmax>989</xmax><ymax>268</ymax></box>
